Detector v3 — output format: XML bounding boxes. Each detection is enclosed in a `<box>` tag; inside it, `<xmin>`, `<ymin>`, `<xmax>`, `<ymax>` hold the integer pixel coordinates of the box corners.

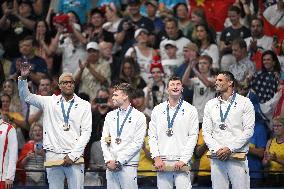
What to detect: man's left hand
<box><xmin>5</xmin><ymin>179</ymin><xmax>13</xmax><ymax>189</ymax></box>
<box><xmin>62</xmin><ymin>155</ymin><xmax>74</xmax><ymax>167</ymax></box>
<box><xmin>216</xmin><ymin>147</ymin><xmax>231</xmax><ymax>161</ymax></box>
<box><xmin>174</xmin><ymin>161</ymin><xmax>186</xmax><ymax>171</ymax></box>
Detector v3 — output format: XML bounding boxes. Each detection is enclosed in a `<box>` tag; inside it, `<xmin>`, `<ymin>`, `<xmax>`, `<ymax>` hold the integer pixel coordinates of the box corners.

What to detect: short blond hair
<box><xmin>59</xmin><ymin>72</ymin><xmax>74</xmax><ymax>84</ymax></box>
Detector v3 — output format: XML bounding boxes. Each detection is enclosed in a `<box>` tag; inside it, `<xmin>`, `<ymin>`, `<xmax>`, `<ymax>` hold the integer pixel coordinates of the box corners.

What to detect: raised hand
<box><xmin>19</xmin><ymin>61</ymin><xmax>31</xmax><ymax>79</ymax></box>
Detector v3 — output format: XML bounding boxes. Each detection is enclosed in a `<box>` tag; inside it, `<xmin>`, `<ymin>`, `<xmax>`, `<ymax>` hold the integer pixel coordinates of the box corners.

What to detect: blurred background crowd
<box><xmin>0</xmin><ymin>0</ymin><xmax>284</xmax><ymax>187</ymax></box>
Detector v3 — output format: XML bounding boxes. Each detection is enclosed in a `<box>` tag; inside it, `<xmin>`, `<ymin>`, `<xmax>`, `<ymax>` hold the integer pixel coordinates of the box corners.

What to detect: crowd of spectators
<box><xmin>0</xmin><ymin>0</ymin><xmax>284</xmax><ymax>187</ymax></box>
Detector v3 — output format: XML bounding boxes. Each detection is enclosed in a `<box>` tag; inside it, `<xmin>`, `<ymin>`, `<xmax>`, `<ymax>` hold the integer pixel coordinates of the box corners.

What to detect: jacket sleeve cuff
<box><xmin>68</xmin><ymin>153</ymin><xmax>79</xmax><ymax>162</ymax></box>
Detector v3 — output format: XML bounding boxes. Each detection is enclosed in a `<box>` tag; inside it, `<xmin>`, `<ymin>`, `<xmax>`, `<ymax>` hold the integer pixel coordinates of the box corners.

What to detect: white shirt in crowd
<box><xmin>244</xmin><ymin>36</ymin><xmax>273</xmax><ymax>51</ymax></box>
<box><xmin>159</xmin><ymin>37</ymin><xmax>191</xmax><ymax>62</ymax></box>
<box><xmin>187</xmin><ymin>77</ymin><xmax>216</xmax><ymax>123</ymax></box>
<box><xmin>18</xmin><ymin>79</ymin><xmax>92</xmax><ymax>162</ymax></box>
<box><xmin>0</xmin><ymin>120</ymin><xmax>18</xmax><ymax>182</ymax></box>
<box><xmin>101</xmin><ymin>105</ymin><xmax>147</xmax><ymax>165</ymax></box>
<box><xmin>148</xmin><ymin>100</ymin><xmax>199</xmax><ymax>163</ymax></box>
<box><xmin>202</xmin><ymin>93</ymin><xmax>255</xmax><ymax>153</ymax></box>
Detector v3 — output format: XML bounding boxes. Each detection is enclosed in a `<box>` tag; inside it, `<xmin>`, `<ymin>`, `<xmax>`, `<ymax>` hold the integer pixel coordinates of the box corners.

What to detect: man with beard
<box><xmin>202</xmin><ymin>71</ymin><xmax>255</xmax><ymax>189</ymax></box>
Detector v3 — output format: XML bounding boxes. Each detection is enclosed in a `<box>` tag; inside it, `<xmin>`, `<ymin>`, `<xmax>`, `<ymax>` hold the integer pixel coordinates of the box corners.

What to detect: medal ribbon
<box><xmin>167</xmin><ymin>99</ymin><xmax>183</xmax><ymax>130</ymax></box>
<box><xmin>219</xmin><ymin>93</ymin><xmax>236</xmax><ymax>123</ymax></box>
<box><xmin>117</xmin><ymin>106</ymin><xmax>133</xmax><ymax>138</ymax></box>
<box><xmin>61</xmin><ymin>97</ymin><xmax>75</xmax><ymax>125</ymax></box>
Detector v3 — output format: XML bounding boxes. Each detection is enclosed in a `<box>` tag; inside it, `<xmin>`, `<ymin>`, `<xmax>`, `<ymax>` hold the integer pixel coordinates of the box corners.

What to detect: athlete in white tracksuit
<box><xmin>101</xmin><ymin>83</ymin><xmax>147</xmax><ymax>189</ymax></box>
<box><xmin>202</xmin><ymin>71</ymin><xmax>255</xmax><ymax>189</ymax></box>
<box><xmin>0</xmin><ymin>119</ymin><xmax>17</xmax><ymax>189</ymax></box>
<box><xmin>18</xmin><ymin>68</ymin><xmax>92</xmax><ymax>189</ymax></box>
<box><xmin>148</xmin><ymin>77</ymin><xmax>199</xmax><ymax>189</ymax></box>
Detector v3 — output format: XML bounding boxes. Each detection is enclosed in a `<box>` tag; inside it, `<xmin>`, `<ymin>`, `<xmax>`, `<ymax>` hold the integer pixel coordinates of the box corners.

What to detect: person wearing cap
<box><xmin>144</xmin><ymin>56</ymin><xmax>168</xmax><ymax>109</ymax></box>
<box><xmin>148</xmin><ymin>76</ymin><xmax>199</xmax><ymax>189</ymax></box>
<box><xmin>159</xmin><ymin>17</ymin><xmax>191</xmax><ymax>62</ymax></box>
<box><xmin>0</xmin><ymin>117</ymin><xmax>18</xmax><ymax>189</ymax></box>
<box><xmin>18</xmin><ymin>65</ymin><xmax>92</xmax><ymax>189</ymax></box>
<box><xmin>162</xmin><ymin>40</ymin><xmax>183</xmax><ymax>79</ymax></box>
<box><xmin>74</xmin><ymin>41</ymin><xmax>111</xmax><ymax>101</ymax></box>
<box><xmin>125</xmin><ymin>28</ymin><xmax>157</xmax><ymax>82</ymax></box>
<box><xmin>101</xmin><ymin>83</ymin><xmax>147</xmax><ymax>189</ymax></box>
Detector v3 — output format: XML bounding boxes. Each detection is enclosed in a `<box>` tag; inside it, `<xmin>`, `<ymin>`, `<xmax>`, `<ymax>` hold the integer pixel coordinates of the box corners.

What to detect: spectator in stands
<box><xmin>173</xmin><ymin>3</ymin><xmax>192</xmax><ymax>38</ymax></box>
<box><xmin>145</xmin><ymin>0</ymin><xmax>164</xmax><ymax>34</ymax></box>
<box><xmin>33</xmin><ymin>20</ymin><xmax>59</xmax><ymax>74</ymax></box>
<box><xmin>85</xmin><ymin>8</ymin><xmax>114</xmax><ymax>44</ymax></box>
<box><xmin>57</xmin><ymin>0</ymin><xmax>92</xmax><ymax>24</ymax></box>
<box><xmin>175</xmin><ymin>42</ymin><xmax>199</xmax><ymax>103</ymax></box>
<box><xmin>9</xmin><ymin>36</ymin><xmax>48</xmax><ymax>85</ymax></box>
<box><xmin>224</xmin><ymin>0</ymin><xmax>253</xmax><ymax>28</ymax></box>
<box><xmin>89</xmin><ymin>88</ymin><xmax>111</xmax><ymax>169</ymax></box>
<box><xmin>0</xmin><ymin>94</ymin><xmax>26</xmax><ymax>151</ymax></box>
<box><xmin>116</xmin><ymin>0</ymin><xmax>154</xmax><ymax>54</ymax></box>
<box><xmin>0</xmin><ymin>43</ymin><xmax>11</xmax><ymax>80</ymax></box>
<box><xmin>75</xmin><ymin>42</ymin><xmax>111</xmax><ymax>101</ymax></box>
<box><xmin>250</xmin><ymin>50</ymin><xmax>281</xmax><ymax>103</ymax></box>
<box><xmin>195</xmin><ymin>22</ymin><xmax>219</xmax><ymax>70</ymax></box>
<box><xmin>55</xmin><ymin>21</ymin><xmax>87</xmax><ymax>74</ymax></box>
<box><xmin>276</xmin><ymin>39</ymin><xmax>284</xmax><ymax>71</ymax></box>
<box><xmin>144</xmin><ymin>57</ymin><xmax>168</xmax><ymax>110</ymax></box>
<box><xmin>125</xmin><ymin>28</ymin><xmax>157</xmax><ymax>82</ymax></box>
<box><xmin>182</xmin><ymin>55</ymin><xmax>216</xmax><ymax>125</ymax></box>
<box><xmin>132</xmin><ymin>89</ymin><xmax>151</xmax><ymax>117</ymax></box>
<box><xmin>262</xmin><ymin>113</ymin><xmax>284</xmax><ymax>187</ymax></box>
<box><xmin>245</xmin><ymin>17</ymin><xmax>274</xmax><ymax>70</ymax></box>
<box><xmin>2</xmin><ymin>79</ymin><xmax>23</xmax><ymax>114</ymax></box>
<box><xmin>245</xmin><ymin>91</ymin><xmax>268</xmax><ymax>187</ymax></box>
<box><xmin>0</xmin><ymin>113</ymin><xmax>18</xmax><ymax>189</ymax></box>
<box><xmin>263</xmin><ymin>0</ymin><xmax>284</xmax><ymax>41</ymax></box>
<box><xmin>28</xmin><ymin>76</ymin><xmax>53</xmax><ymax>126</ymax></box>
<box><xmin>229</xmin><ymin>38</ymin><xmax>256</xmax><ymax>84</ymax></box>
<box><xmin>162</xmin><ymin>40</ymin><xmax>183</xmax><ymax>79</ymax></box>
<box><xmin>118</xmin><ymin>57</ymin><xmax>147</xmax><ymax>89</ymax></box>
<box><xmin>219</xmin><ymin>5</ymin><xmax>251</xmax><ymax>53</ymax></box>
<box><xmin>245</xmin><ymin>18</ymin><xmax>273</xmax><ymax>53</ymax></box>
<box><xmin>187</xmin><ymin>7</ymin><xmax>207</xmax><ymax>43</ymax></box>
<box><xmin>17</xmin><ymin>122</ymin><xmax>45</xmax><ymax>186</ymax></box>
<box><xmin>103</xmin><ymin>4</ymin><xmax>123</xmax><ymax>34</ymax></box>
<box><xmin>0</xmin><ymin>0</ymin><xmax>36</xmax><ymax>58</ymax></box>
<box><xmin>159</xmin><ymin>0</ymin><xmax>186</xmax><ymax>11</ymax></box>
<box><xmin>160</xmin><ymin>17</ymin><xmax>191</xmax><ymax>61</ymax></box>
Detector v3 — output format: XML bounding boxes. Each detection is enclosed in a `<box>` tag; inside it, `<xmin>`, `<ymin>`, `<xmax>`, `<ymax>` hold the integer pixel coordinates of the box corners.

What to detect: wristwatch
<box><xmin>115</xmin><ymin>161</ymin><xmax>122</xmax><ymax>170</ymax></box>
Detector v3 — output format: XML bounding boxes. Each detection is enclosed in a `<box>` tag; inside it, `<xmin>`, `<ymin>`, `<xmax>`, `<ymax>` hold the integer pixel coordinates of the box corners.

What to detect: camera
<box><xmin>199</xmin><ymin>88</ymin><xmax>204</xmax><ymax>95</ymax></box>
<box><xmin>53</xmin><ymin>14</ymin><xmax>73</xmax><ymax>33</ymax></box>
<box><xmin>35</xmin><ymin>143</ymin><xmax>43</xmax><ymax>150</ymax></box>
<box><xmin>152</xmin><ymin>85</ymin><xmax>159</xmax><ymax>92</ymax></box>
<box><xmin>95</xmin><ymin>98</ymin><xmax>108</xmax><ymax>104</ymax></box>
